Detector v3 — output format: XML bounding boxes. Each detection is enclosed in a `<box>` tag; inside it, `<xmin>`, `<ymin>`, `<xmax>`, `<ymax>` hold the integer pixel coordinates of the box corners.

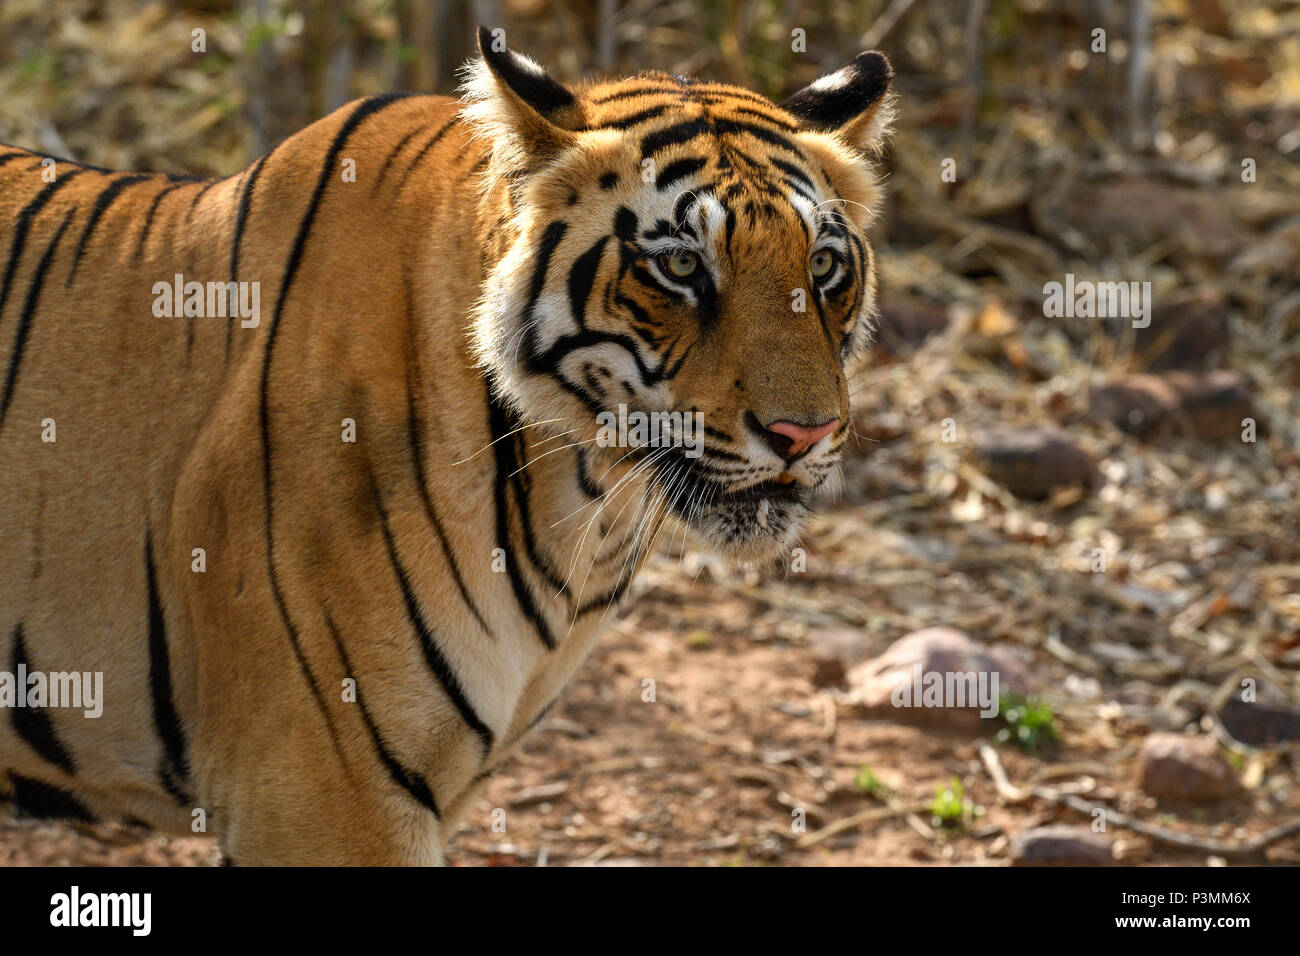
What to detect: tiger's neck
<box><xmin>474</xmin><ymin>179</ymin><xmax>664</xmax><ymax>621</ymax></box>
<box><xmin>399</xmin><ymin>177</ymin><xmax>656</xmax><ymax>651</ymax></box>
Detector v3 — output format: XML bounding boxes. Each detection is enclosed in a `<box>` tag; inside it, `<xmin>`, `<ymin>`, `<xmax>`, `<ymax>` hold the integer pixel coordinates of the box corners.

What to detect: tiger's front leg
<box><xmin>210</xmin><ymin>751</ymin><xmax>446</xmax><ymax>867</ymax></box>
<box><xmin>188</xmin><ymin>607</ymin><xmax>452</xmax><ymax>866</ymax></box>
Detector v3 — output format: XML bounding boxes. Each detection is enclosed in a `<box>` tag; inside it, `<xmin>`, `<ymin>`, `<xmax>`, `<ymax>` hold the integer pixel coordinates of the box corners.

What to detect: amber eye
<box><xmin>663</xmin><ymin>250</ymin><xmax>699</xmax><ymax>278</ymax></box>
<box><xmin>810</xmin><ymin>249</ymin><xmax>835</xmax><ymax>279</ymax></box>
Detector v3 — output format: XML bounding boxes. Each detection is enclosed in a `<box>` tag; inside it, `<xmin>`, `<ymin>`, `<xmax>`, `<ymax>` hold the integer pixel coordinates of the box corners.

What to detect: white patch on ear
<box><xmin>511</xmin><ymin>52</ymin><xmax>546</xmax><ymax>78</ymax></box>
<box><xmin>809</xmin><ymin>69</ymin><xmax>851</xmax><ymax>93</ymax></box>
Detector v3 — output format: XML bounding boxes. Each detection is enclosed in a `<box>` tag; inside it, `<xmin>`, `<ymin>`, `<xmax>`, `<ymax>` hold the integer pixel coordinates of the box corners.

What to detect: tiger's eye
<box><xmin>666</xmin><ymin>251</ymin><xmax>698</xmax><ymax>278</ymax></box>
<box><xmin>810</xmin><ymin>250</ymin><xmax>834</xmax><ymax>278</ymax></box>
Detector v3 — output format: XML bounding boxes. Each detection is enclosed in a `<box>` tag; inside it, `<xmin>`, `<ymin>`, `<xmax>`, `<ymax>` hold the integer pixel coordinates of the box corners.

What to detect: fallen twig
<box><xmin>979</xmin><ymin>744</ymin><xmax>1300</xmax><ymax>858</ymax></box>
<box><xmin>793</xmin><ymin>803</ymin><xmax>924</xmax><ymax>850</ymax></box>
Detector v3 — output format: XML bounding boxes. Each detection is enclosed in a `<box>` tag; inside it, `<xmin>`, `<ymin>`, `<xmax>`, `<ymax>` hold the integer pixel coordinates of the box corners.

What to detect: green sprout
<box><xmin>995</xmin><ymin>693</ymin><xmax>1059</xmax><ymax>752</ymax></box>
<box><xmin>854</xmin><ymin>765</ymin><xmax>892</xmax><ymax>800</ymax></box>
<box><xmin>930</xmin><ymin>777</ymin><xmax>983</xmax><ymax>830</ymax></box>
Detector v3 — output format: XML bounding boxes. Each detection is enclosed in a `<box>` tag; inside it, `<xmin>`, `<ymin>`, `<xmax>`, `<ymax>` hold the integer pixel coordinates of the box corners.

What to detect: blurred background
<box><xmin>1</xmin><ymin>0</ymin><xmax>1298</xmax><ymax>866</ymax></box>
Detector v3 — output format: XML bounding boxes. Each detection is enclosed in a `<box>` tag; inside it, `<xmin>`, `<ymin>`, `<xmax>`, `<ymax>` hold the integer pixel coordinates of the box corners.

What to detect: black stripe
<box><xmin>519</xmin><ymin>220</ymin><xmax>568</xmax><ymax>361</ymax></box>
<box><xmin>9</xmin><ymin>624</ymin><xmax>77</xmax><ymax>774</ymax></box>
<box><xmin>145</xmin><ymin>533</ymin><xmax>191</xmax><ymax>805</ymax></box>
<box><xmin>811</xmin><ymin>282</ymin><xmax>836</xmax><ymax>350</ymax></box>
<box><xmin>0</xmin><ymin>168</ymin><xmax>84</xmax><ymax>318</ymax></box>
<box><xmin>530</xmin><ymin>325</ymin><xmax>666</xmax><ymax>393</ymax></box>
<box><xmin>714</xmin><ymin>117</ymin><xmax>802</xmax><ymax>155</ymax></box>
<box><xmin>7</xmin><ymin>772</ymin><xmax>95</xmax><ymax>822</ymax></box>
<box><xmin>186</xmin><ymin>178</ymin><xmax>221</xmax><ymax>219</ymax></box>
<box><xmin>589</xmin><ymin>85</ymin><xmax>683</xmax><ymax>104</ymax></box>
<box><xmin>525</xmin><ymin>696</ymin><xmax>559</xmax><ymax>733</ymax></box>
<box><xmin>585</xmin><ymin>104</ymin><xmax>671</xmax><ymax>130</ymax></box>
<box><xmin>656</xmin><ymin>156</ymin><xmax>707</xmax><ymax>191</ymax></box>
<box><xmin>614</xmin><ymin>206</ymin><xmax>638</xmax><ymax>242</ymax></box>
<box><xmin>731</xmin><ymin>105</ymin><xmax>799</xmax><ymax>132</ymax></box>
<box><xmin>665</xmin><ymin>337</ymin><xmax>696</xmax><ymax>378</ymax></box>
<box><xmin>66</xmin><ymin>173</ymin><xmax>152</xmax><ymax>283</ymax></box>
<box><xmin>642</xmin><ymin>115</ymin><xmax>801</xmax><ymax>159</ymax></box>
<box><xmin>259</xmin><ymin>95</ymin><xmax>413</xmax><ymax>757</ymax></box>
<box><xmin>394</xmin><ymin>117</ymin><xmax>457</xmax><ymax>193</ymax></box>
<box><xmin>694</xmin><ymin>87</ymin><xmax>786</xmax><ymax>108</ymax></box>
<box><xmin>488</xmin><ymin>392</ymin><xmax>557</xmax><ymax>649</ymax></box>
<box><xmin>770</xmin><ymin>157</ymin><xmax>816</xmax><ymax>193</ymax></box>
<box><xmin>371</xmin><ymin>477</ymin><xmax>495</xmax><ymax>755</ymax></box>
<box><xmin>322</xmin><ymin>613</ymin><xmax>440</xmax><ymax>818</ymax></box>
<box><xmin>230</xmin><ymin>154</ymin><xmax>268</xmax><ymax>282</ymax></box>
<box><xmin>372</xmin><ymin>125</ymin><xmax>424</xmax><ymax>194</ymax></box>
<box><xmin>134</xmin><ymin>182</ymin><xmax>180</xmax><ymax>262</ymax></box>
<box><xmin>0</xmin><ymin>151</ymin><xmax>32</xmax><ymax>170</ymax></box>
<box><xmin>577</xmin><ymin>561</ymin><xmax>637</xmax><ymax>616</ymax></box>
<box><xmin>567</xmin><ymin>236</ymin><xmax>608</xmax><ymax>328</ymax></box>
<box><xmin>576</xmin><ymin>448</ymin><xmax>604</xmax><ymax>500</ymax></box>
<box><xmin>673</xmin><ymin>186</ymin><xmax>711</xmax><ymax>230</ymax></box>
<box><xmin>228</xmin><ymin>152</ymin><xmax>270</xmax><ymax>355</ymax></box>
<box><xmin>401</xmin><ymin>301</ymin><xmax>494</xmax><ymax>639</ymax></box>
<box><xmin>502</xmin><ymin>433</ymin><xmax>572</xmax><ymax>595</ymax></box>
<box><xmin>0</xmin><ymin>207</ymin><xmax>76</xmax><ymax>429</ymax></box>
<box><xmin>641</xmin><ymin>118</ymin><xmax>712</xmax><ymax>158</ymax></box>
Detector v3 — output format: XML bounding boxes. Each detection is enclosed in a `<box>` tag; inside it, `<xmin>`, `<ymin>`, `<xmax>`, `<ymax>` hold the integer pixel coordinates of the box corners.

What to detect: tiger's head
<box><xmin>464</xmin><ymin>27</ymin><xmax>893</xmax><ymax>564</ymax></box>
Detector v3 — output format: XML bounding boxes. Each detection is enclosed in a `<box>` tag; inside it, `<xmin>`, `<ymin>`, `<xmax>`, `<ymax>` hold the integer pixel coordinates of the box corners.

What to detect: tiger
<box><xmin>0</xmin><ymin>27</ymin><xmax>893</xmax><ymax>865</ymax></box>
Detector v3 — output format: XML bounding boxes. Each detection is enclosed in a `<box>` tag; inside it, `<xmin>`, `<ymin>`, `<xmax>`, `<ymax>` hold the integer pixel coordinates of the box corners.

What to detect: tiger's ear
<box><xmin>462</xmin><ymin>26</ymin><xmax>585</xmax><ymax>169</ymax></box>
<box><xmin>779</xmin><ymin>52</ymin><xmax>894</xmax><ymax>154</ymax></box>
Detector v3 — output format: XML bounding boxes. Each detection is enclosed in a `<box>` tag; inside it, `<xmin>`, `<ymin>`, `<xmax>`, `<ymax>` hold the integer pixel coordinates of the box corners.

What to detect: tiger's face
<box><xmin>466</xmin><ymin>30</ymin><xmax>893</xmax><ymax>564</ymax></box>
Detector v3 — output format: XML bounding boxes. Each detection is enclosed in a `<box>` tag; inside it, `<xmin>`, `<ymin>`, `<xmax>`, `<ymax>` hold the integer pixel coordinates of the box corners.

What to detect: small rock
<box><xmin>808</xmin><ymin>627</ymin><xmax>877</xmax><ymax>688</ymax></box>
<box><xmin>1136</xmin><ymin>287</ymin><xmax>1231</xmax><ymax>372</ymax></box>
<box><xmin>973</xmin><ymin>427</ymin><xmax>1096</xmax><ymax>500</ymax></box>
<box><xmin>1010</xmin><ymin>825</ymin><xmax>1113</xmax><ymax>866</ymax></box>
<box><xmin>1217</xmin><ymin>697</ymin><xmax>1300</xmax><ymax>746</ymax></box>
<box><xmin>1089</xmin><ymin>370</ymin><xmax>1254</xmax><ymax>442</ymax></box>
<box><xmin>874</xmin><ymin>298</ymin><xmax>950</xmax><ymax>360</ymax></box>
<box><xmin>1089</xmin><ymin>374</ymin><xmax>1180</xmax><ymax>437</ymax></box>
<box><xmin>810</xmin><ymin>657</ymin><xmax>846</xmax><ymax>689</ymax></box>
<box><xmin>848</xmin><ymin>627</ymin><xmax>1027</xmax><ymax>729</ymax></box>
<box><xmin>1137</xmin><ymin>732</ymin><xmax>1239</xmax><ymax>803</ymax></box>
<box><xmin>1162</xmin><ymin>370</ymin><xmax>1255</xmax><ymax>441</ymax></box>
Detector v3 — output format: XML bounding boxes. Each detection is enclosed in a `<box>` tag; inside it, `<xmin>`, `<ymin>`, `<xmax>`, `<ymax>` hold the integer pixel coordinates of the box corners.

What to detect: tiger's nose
<box><xmin>745</xmin><ymin>413</ymin><xmax>841</xmax><ymax>462</ymax></box>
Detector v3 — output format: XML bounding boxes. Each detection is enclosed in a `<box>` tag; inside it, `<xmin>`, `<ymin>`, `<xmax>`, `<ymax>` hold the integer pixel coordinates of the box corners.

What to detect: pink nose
<box><xmin>759</xmin><ymin>417</ymin><xmax>841</xmax><ymax>461</ymax></box>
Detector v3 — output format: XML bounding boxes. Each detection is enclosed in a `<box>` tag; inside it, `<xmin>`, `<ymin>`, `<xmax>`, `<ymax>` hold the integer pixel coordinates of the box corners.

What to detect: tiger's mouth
<box><xmin>647</xmin><ymin>455</ymin><xmax>822</xmax><ymax>564</ymax></box>
<box><xmin>717</xmin><ymin>477</ymin><xmax>807</xmax><ymax>505</ymax></box>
